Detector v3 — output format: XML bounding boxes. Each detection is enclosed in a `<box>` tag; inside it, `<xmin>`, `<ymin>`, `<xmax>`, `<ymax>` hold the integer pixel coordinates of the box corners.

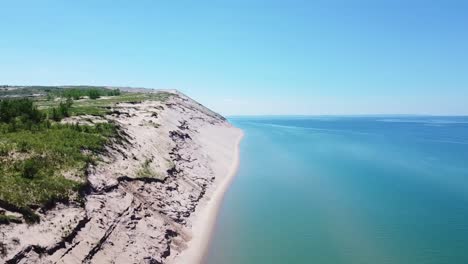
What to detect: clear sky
<box><xmin>1</xmin><ymin>0</ymin><xmax>467</xmax><ymax>115</ymax></box>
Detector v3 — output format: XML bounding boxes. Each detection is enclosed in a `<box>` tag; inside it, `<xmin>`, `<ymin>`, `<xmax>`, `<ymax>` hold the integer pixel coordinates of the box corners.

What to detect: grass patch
<box><xmin>69</xmin><ymin>105</ymin><xmax>111</xmax><ymax>116</ymax></box>
<box><xmin>0</xmin><ymin>214</ymin><xmax>22</xmax><ymax>224</ymax></box>
<box><xmin>36</xmin><ymin>91</ymin><xmax>173</xmax><ymax>118</ymax></box>
<box><xmin>0</xmin><ymin>86</ymin><xmax>121</xmax><ymax>100</ymax></box>
<box><xmin>0</xmin><ymin>88</ymin><xmax>173</xmax><ymax>223</ymax></box>
<box><xmin>0</xmin><ymin>98</ymin><xmax>117</xmax><ymax>223</ymax></box>
<box><xmin>136</xmin><ymin>159</ymin><xmax>154</xmax><ymax>178</ymax></box>
<box><xmin>136</xmin><ymin>158</ymin><xmax>164</xmax><ymax>180</ymax></box>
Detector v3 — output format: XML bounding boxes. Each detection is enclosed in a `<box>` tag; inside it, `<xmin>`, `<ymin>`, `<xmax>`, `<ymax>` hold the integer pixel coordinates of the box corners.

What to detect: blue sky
<box><xmin>1</xmin><ymin>0</ymin><xmax>467</xmax><ymax>115</ymax></box>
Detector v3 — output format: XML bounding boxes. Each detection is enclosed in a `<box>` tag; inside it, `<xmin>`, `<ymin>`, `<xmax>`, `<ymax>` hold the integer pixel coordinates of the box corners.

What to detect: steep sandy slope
<box><xmin>1</xmin><ymin>91</ymin><xmax>242</xmax><ymax>264</ymax></box>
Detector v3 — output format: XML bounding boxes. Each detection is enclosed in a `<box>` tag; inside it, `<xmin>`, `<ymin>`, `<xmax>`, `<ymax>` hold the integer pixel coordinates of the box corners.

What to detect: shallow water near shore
<box><xmin>205</xmin><ymin>116</ymin><xmax>468</xmax><ymax>264</ymax></box>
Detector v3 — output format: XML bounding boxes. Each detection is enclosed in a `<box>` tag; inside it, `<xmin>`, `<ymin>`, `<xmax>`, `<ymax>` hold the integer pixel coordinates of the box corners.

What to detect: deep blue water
<box><xmin>205</xmin><ymin>116</ymin><xmax>468</xmax><ymax>264</ymax></box>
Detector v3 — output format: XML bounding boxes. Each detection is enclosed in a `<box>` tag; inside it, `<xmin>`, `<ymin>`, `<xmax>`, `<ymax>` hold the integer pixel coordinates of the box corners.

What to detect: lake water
<box><xmin>205</xmin><ymin>116</ymin><xmax>468</xmax><ymax>264</ymax></box>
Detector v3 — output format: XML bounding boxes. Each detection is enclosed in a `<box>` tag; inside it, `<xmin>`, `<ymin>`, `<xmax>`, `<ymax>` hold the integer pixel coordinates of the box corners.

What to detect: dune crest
<box><xmin>1</xmin><ymin>90</ymin><xmax>242</xmax><ymax>264</ymax></box>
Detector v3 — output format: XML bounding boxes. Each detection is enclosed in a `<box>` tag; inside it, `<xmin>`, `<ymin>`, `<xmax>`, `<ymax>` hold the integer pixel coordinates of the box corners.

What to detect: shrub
<box><xmin>63</xmin><ymin>89</ymin><xmax>84</xmax><ymax>100</ymax></box>
<box><xmin>59</xmin><ymin>101</ymin><xmax>70</xmax><ymax>117</ymax></box>
<box><xmin>20</xmin><ymin>158</ymin><xmax>41</xmax><ymax>179</ymax></box>
<box><xmin>0</xmin><ymin>93</ymin><xmax>121</xmax><ymax>224</ymax></box>
<box><xmin>51</xmin><ymin>108</ymin><xmax>60</xmax><ymax>121</ymax></box>
<box><xmin>0</xmin><ymin>214</ymin><xmax>22</xmax><ymax>225</ymax></box>
<box><xmin>107</xmin><ymin>89</ymin><xmax>121</xmax><ymax>96</ymax></box>
<box><xmin>0</xmin><ymin>98</ymin><xmax>44</xmax><ymax>124</ymax></box>
<box><xmin>17</xmin><ymin>141</ymin><xmax>30</xmax><ymax>152</ymax></box>
<box><xmin>88</xmin><ymin>89</ymin><xmax>100</xmax><ymax>99</ymax></box>
<box><xmin>0</xmin><ymin>144</ymin><xmax>10</xmax><ymax>156</ymax></box>
<box><xmin>50</xmin><ymin>100</ymin><xmax>73</xmax><ymax>121</ymax></box>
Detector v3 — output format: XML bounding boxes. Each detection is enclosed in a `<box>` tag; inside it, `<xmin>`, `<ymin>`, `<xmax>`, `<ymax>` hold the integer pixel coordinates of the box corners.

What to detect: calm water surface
<box><xmin>205</xmin><ymin>116</ymin><xmax>468</xmax><ymax>264</ymax></box>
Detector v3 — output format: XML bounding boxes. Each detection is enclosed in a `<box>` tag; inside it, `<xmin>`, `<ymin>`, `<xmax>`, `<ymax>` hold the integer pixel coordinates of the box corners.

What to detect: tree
<box><xmin>88</xmin><ymin>89</ymin><xmax>100</xmax><ymax>99</ymax></box>
<box><xmin>107</xmin><ymin>89</ymin><xmax>121</xmax><ymax>96</ymax></box>
<box><xmin>0</xmin><ymin>98</ymin><xmax>44</xmax><ymax>124</ymax></box>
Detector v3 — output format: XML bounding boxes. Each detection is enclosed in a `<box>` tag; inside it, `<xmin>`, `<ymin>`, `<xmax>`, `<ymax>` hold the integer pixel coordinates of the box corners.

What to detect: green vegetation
<box><xmin>0</xmin><ymin>86</ymin><xmax>173</xmax><ymax>224</ymax></box>
<box><xmin>0</xmin><ymin>214</ymin><xmax>22</xmax><ymax>224</ymax></box>
<box><xmin>50</xmin><ymin>98</ymin><xmax>73</xmax><ymax>121</ymax></box>
<box><xmin>0</xmin><ymin>98</ymin><xmax>116</xmax><ymax>223</ymax></box>
<box><xmin>88</xmin><ymin>89</ymin><xmax>100</xmax><ymax>99</ymax></box>
<box><xmin>137</xmin><ymin>158</ymin><xmax>154</xmax><ymax>178</ymax></box>
<box><xmin>0</xmin><ymin>86</ymin><xmax>121</xmax><ymax>100</ymax></box>
<box><xmin>136</xmin><ymin>158</ymin><xmax>166</xmax><ymax>180</ymax></box>
<box><xmin>34</xmin><ymin>89</ymin><xmax>172</xmax><ymax>118</ymax></box>
<box><xmin>0</xmin><ymin>98</ymin><xmax>45</xmax><ymax>124</ymax></box>
<box><xmin>61</xmin><ymin>87</ymin><xmax>119</xmax><ymax>100</ymax></box>
<box><xmin>0</xmin><ymin>123</ymin><xmax>116</xmax><ymax>223</ymax></box>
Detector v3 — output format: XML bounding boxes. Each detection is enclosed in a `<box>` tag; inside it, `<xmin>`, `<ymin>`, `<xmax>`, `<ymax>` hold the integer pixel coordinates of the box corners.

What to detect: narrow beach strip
<box><xmin>176</xmin><ymin>130</ymin><xmax>244</xmax><ymax>264</ymax></box>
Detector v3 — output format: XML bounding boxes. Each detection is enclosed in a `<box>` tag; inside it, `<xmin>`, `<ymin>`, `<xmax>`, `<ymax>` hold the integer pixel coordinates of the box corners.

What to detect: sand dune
<box><xmin>1</xmin><ymin>90</ymin><xmax>242</xmax><ymax>264</ymax></box>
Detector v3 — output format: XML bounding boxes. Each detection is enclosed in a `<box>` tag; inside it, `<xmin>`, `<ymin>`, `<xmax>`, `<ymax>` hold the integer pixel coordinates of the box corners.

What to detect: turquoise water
<box><xmin>205</xmin><ymin>116</ymin><xmax>468</xmax><ymax>264</ymax></box>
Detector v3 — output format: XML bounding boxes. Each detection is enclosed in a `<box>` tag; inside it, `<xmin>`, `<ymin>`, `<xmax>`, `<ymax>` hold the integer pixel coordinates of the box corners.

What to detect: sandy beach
<box><xmin>174</xmin><ymin>130</ymin><xmax>244</xmax><ymax>264</ymax></box>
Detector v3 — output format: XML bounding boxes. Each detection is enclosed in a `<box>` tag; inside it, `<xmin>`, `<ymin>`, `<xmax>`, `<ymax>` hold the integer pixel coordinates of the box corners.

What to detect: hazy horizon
<box><xmin>1</xmin><ymin>1</ymin><xmax>467</xmax><ymax>115</ymax></box>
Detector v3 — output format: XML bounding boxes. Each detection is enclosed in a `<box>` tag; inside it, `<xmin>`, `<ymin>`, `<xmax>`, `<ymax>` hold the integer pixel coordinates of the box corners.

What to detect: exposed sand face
<box><xmin>0</xmin><ymin>91</ymin><xmax>242</xmax><ymax>264</ymax></box>
<box><xmin>175</xmin><ymin>129</ymin><xmax>243</xmax><ymax>264</ymax></box>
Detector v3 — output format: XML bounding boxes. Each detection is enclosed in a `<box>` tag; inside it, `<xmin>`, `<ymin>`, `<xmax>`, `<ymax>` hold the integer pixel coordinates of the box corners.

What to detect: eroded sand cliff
<box><xmin>1</xmin><ymin>90</ymin><xmax>242</xmax><ymax>264</ymax></box>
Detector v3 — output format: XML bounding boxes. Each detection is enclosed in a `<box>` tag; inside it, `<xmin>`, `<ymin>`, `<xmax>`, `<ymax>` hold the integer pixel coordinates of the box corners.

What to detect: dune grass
<box><xmin>0</xmin><ymin>97</ymin><xmax>117</xmax><ymax>223</ymax></box>
<box><xmin>0</xmin><ymin>122</ymin><xmax>116</xmax><ymax>223</ymax></box>
<box><xmin>0</xmin><ymin>88</ymin><xmax>173</xmax><ymax>223</ymax></box>
<box><xmin>36</xmin><ymin>91</ymin><xmax>172</xmax><ymax>117</ymax></box>
<box><xmin>0</xmin><ymin>214</ymin><xmax>21</xmax><ymax>225</ymax></box>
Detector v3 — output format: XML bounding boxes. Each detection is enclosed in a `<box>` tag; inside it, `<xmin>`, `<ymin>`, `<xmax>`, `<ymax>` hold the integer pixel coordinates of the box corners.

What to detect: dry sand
<box><xmin>0</xmin><ymin>90</ymin><xmax>243</xmax><ymax>264</ymax></box>
<box><xmin>175</xmin><ymin>129</ymin><xmax>243</xmax><ymax>264</ymax></box>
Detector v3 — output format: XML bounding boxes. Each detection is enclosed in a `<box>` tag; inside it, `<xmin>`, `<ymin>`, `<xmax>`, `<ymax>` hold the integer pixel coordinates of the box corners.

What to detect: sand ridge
<box><xmin>0</xmin><ymin>90</ymin><xmax>242</xmax><ymax>264</ymax></box>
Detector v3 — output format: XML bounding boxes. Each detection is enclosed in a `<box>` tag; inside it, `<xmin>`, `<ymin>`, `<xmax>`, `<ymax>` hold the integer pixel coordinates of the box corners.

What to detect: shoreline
<box><xmin>175</xmin><ymin>129</ymin><xmax>244</xmax><ymax>264</ymax></box>
<box><xmin>0</xmin><ymin>90</ymin><xmax>245</xmax><ymax>264</ymax></box>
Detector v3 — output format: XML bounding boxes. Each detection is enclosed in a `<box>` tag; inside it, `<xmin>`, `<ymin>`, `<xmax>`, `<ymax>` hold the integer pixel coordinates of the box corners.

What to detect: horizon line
<box><xmin>226</xmin><ymin>114</ymin><xmax>468</xmax><ymax>118</ymax></box>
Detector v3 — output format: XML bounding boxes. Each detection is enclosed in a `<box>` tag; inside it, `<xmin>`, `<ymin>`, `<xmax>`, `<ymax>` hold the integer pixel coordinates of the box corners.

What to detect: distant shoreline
<box><xmin>175</xmin><ymin>128</ymin><xmax>244</xmax><ymax>264</ymax></box>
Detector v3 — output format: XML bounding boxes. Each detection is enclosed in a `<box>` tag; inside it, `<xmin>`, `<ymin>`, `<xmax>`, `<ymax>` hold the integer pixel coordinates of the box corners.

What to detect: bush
<box><xmin>0</xmin><ymin>94</ymin><xmax>120</xmax><ymax>224</ymax></box>
<box><xmin>88</xmin><ymin>89</ymin><xmax>100</xmax><ymax>99</ymax></box>
<box><xmin>59</xmin><ymin>101</ymin><xmax>70</xmax><ymax>117</ymax></box>
<box><xmin>20</xmin><ymin>158</ymin><xmax>42</xmax><ymax>179</ymax></box>
<box><xmin>107</xmin><ymin>89</ymin><xmax>121</xmax><ymax>96</ymax></box>
<box><xmin>59</xmin><ymin>88</ymin><xmax>119</xmax><ymax>100</ymax></box>
<box><xmin>0</xmin><ymin>144</ymin><xmax>10</xmax><ymax>156</ymax></box>
<box><xmin>50</xmin><ymin>100</ymin><xmax>73</xmax><ymax>121</ymax></box>
<box><xmin>0</xmin><ymin>214</ymin><xmax>22</xmax><ymax>225</ymax></box>
<box><xmin>51</xmin><ymin>108</ymin><xmax>60</xmax><ymax>121</ymax></box>
<box><xmin>17</xmin><ymin>141</ymin><xmax>30</xmax><ymax>152</ymax></box>
<box><xmin>63</xmin><ymin>89</ymin><xmax>84</xmax><ymax>100</ymax></box>
<box><xmin>0</xmin><ymin>98</ymin><xmax>44</xmax><ymax>124</ymax></box>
